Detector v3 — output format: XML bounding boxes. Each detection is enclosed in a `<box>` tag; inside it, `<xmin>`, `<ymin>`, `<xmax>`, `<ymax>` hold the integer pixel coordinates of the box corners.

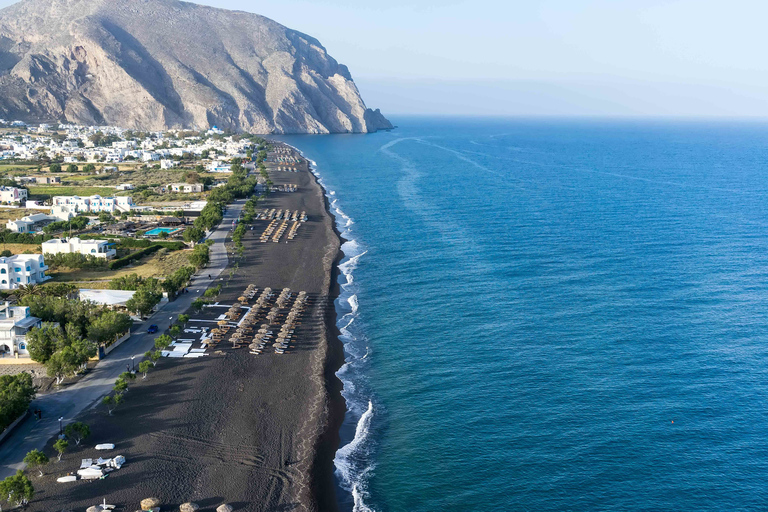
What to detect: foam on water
<box><xmin>334</xmin><ymin>401</ymin><xmax>376</xmax><ymax>512</ymax></box>
<box><xmin>286</xmin><ymin>146</ymin><xmax>377</xmax><ymax>512</ymax></box>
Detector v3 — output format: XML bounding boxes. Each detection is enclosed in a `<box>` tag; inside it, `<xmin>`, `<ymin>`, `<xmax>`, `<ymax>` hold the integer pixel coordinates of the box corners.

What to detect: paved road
<box><xmin>0</xmin><ymin>200</ymin><xmax>245</xmax><ymax>478</ymax></box>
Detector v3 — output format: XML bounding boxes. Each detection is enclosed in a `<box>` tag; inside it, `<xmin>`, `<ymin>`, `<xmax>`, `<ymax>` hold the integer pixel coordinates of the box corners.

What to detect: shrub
<box><xmin>0</xmin><ymin>373</ymin><xmax>35</xmax><ymax>432</ymax></box>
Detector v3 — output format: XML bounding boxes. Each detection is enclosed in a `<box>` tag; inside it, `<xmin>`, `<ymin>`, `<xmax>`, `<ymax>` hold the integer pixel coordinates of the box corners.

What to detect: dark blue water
<box><xmin>280</xmin><ymin>118</ymin><xmax>768</xmax><ymax>511</ymax></box>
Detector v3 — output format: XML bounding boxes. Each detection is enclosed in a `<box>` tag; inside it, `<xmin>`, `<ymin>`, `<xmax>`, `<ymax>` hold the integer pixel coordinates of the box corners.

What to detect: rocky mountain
<box><xmin>0</xmin><ymin>0</ymin><xmax>392</xmax><ymax>133</ymax></box>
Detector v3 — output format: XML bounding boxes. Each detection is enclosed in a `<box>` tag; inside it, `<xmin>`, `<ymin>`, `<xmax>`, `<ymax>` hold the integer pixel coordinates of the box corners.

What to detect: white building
<box><xmin>6</xmin><ymin>213</ymin><xmax>56</xmax><ymax>233</ymax></box>
<box><xmin>208</xmin><ymin>160</ymin><xmax>231</xmax><ymax>173</ymax></box>
<box><xmin>0</xmin><ymin>303</ymin><xmax>42</xmax><ymax>357</ymax></box>
<box><xmin>0</xmin><ymin>186</ymin><xmax>27</xmax><ymax>204</ymax></box>
<box><xmin>50</xmin><ymin>205</ymin><xmax>77</xmax><ymax>222</ymax></box>
<box><xmin>116</xmin><ymin>183</ymin><xmax>134</xmax><ymax>191</ymax></box>
<box><xmin>0</xmin><ymin>255</ymin><xmax>50</xmax><ymax>290</ymax></box>
<box><xmin>168</xmin><ymin>183</ymin><xmax>204</xmax><ymax>193</ymax></box>
<box><xmin>160</xmin><ymin>159</ymin><xmax>178</xmax><ymax>170</ymax></box>
<box><xmin>42</xmin><ymin>237</ymin><xmax>116</xmax><ymax>259</ymax></box>
<box><xmin>52</xmin><ymin>195</ymin><xmax>134</xmax><ymax>213</ymax></box>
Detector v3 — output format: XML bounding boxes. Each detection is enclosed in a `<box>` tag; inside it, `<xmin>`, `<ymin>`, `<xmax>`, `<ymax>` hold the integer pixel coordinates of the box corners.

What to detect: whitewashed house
<box><xmin>50</xmin><ymin>205</ymin><xmax>77</xmax><ymax>221</ymax></box>
<box><xmin>168</xmin><ymin>183</ymin><xmax>204</xmax><ymax>193</ymax></box>
<box><xmin>52</xmin><ymin>195</ymin><xmax>134</xmax><ymax>213</ymax></box>
<box><xmin>6</xmin><ymin>213</ymin><xmax>56</xmax><ymax>233</ymax></box>
<box><xmin>0</xmin><ymin>303</ymin><xmax>42</xmax><ymax>358</ymax></box>
<box><xmin>42</xmin><ymin>237</ymin><xmax>116</xmax><ymax>259</ymax></box>
<box><xmin>0</xmin><ymin>255</ymin><xmax>50</xmax><ymax>289</ymax></box>
<box><xmin>0</xmin><ymin>186</ymin><xmax>28</xmax><ymax>204</ymax></box>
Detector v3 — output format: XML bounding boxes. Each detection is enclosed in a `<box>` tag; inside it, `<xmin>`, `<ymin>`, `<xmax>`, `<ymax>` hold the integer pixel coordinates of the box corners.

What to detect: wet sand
<box><xmin>29</xmin><ymin>150</ymin><xmax>346</xmax><ymax>511</ymax></box>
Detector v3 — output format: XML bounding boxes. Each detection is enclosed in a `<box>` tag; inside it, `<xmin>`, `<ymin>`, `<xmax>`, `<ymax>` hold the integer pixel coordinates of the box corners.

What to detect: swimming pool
<box><xmin>145</xmin><ymin>227</ymin><xmax>180</xmax><ymax>236</ymax></box>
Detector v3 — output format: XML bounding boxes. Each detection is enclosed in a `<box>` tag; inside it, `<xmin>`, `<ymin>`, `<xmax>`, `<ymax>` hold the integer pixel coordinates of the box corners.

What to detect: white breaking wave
<box><xmin>348</xmin><ymin>294</ymin><xmax>359</xmax><ymax>314</ymax></box>
<box><xmin>286</xmin><ymin>144</ymin><xmax>376</xmax><ymax>512</ymax></box>
<box><xmin>335</xmin><ymin>401</ymin><xmax>376</xmax><ymax>512</ymax></box>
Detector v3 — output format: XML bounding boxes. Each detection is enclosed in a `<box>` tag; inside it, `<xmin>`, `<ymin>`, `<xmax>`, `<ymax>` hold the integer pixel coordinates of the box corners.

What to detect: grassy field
<box><xmin>0</xmin><ymin>164</ymin><xmax>36</xmax><ymax>172</ymax></box>
<box><xmin>50</xmin><ymin>247</ymin><xmax>193</xmax><ymax>287</ymax></box>
<box><xmin>27</xmin><ymin>186</ymin><xmax>117</xmax><ymax>198</ymax></box>
<box><xmin>0</xmin><ymin>209</ymin><xmax>46</xmax><ymax>222</ymax></box>
<box><xmin>0</xmin><ymin>243</ymin><xmax>43</xmax><ymax>254</ymax></box>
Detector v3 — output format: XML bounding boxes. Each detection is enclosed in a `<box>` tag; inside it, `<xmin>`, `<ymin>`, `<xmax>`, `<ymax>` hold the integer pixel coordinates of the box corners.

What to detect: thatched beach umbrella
<box><xmin>141</xmin><ymin>498</ymin><xmax>161</xmax><ymax>511</ymax></box>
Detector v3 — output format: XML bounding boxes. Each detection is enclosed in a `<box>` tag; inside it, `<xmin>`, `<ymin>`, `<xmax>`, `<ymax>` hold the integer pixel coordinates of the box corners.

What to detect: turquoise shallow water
<box><xmin>279</xmin><ymin>119</ymin><xmax>768</xmax><ymax>511</ymax></box>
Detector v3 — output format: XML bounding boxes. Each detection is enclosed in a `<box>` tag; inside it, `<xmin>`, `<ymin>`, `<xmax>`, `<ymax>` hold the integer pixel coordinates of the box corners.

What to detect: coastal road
<box><xmin>0</xmin><ymin>200</ymin><xmax>245</xmax><ymax>478</ymax></box>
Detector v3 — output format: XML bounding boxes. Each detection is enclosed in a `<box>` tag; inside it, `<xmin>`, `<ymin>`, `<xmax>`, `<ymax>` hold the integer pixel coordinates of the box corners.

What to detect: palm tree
<box><xmin>16</xmin><ymin>283</ymin><xmax>41</xmax><ymax>299</ymax></box>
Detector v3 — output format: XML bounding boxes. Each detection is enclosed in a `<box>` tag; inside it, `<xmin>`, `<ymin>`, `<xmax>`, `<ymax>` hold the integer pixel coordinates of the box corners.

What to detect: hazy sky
<box><xmin>1</xmin><ymin>0</ymin><xmax>765</xmax><ymax>116</ymax></box>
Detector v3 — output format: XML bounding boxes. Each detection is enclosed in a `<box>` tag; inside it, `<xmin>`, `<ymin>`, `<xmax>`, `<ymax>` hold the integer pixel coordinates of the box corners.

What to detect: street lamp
<box><xmin>58</xmin><ymin>416</ymin><xmax>63</xmax><ymax>435</ymax></box>
<box><xmin>131</xmin><ymin>355</ymin><xmax>135</xmax><ymax>372</ymax></box>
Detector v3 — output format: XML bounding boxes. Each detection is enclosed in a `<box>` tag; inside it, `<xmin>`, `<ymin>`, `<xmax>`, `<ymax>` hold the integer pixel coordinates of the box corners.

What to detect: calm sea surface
<box><xmin>279</xmin><ymin>119</ymin><xmax>768</xmax><ymax>511</ymax></box>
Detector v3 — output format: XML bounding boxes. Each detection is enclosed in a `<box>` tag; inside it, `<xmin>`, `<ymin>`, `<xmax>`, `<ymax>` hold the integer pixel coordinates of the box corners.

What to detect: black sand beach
<box><xmin>28</xmin><ymin>148</ymin><xmax>346</xmax><ymax>511</ymax></box>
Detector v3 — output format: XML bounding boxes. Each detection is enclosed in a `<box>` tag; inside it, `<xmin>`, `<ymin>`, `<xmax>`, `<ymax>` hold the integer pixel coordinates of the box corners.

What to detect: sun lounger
<box><xmin>57</xmin><ymin>475</ymin><xmax>77</xmax><ymax>483</ymax></box>
<box><xmin>80</xmin><ymin>459</ymin><xmax>93</xmax><ymax>469</ymax></box>
<box><xmin>95</xmin><ymin>444</ymin><xmax>115</xmax><ymax>450</ymax></box>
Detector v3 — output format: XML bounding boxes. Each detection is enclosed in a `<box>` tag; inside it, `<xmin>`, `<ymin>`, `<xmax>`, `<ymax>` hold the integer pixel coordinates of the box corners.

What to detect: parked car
<box><xmin>147</xmin><ymin>324</ymin><xmax>158</xmax><ymax>334</ymax></box>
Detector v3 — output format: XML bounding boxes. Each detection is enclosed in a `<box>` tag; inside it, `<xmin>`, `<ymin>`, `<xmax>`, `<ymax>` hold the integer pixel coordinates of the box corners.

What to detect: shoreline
<box><xmin>288</xmin><ymin>146</ymin><xmax>349</xmax><ymax>512</ymax></box>
<box><xmin>22</xmin><ymin>143</ymin><xmax>350</xmax><ymax>511</ymax></box>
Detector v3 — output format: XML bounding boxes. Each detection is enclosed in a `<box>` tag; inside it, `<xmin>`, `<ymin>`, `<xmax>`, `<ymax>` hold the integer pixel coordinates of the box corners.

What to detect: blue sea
<box><xmin>279</xmin><ymin>118</ymin><xmax>768</xmax><ymax>512</ymax></box>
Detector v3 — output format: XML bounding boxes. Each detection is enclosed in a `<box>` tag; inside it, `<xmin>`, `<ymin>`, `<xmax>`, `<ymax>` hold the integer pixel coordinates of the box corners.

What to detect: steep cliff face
<box><xmin>0</xmin><ymin>0</ymin><xmax>393</xmax><ymax>133</ymax></box>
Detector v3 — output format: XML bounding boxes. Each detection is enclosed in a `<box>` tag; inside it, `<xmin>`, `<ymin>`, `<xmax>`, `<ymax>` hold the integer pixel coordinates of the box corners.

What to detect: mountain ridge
<box><xmin>0</xmin><ymin>0</ymin><xmax>392</xmax><ymax>133</ymax></box>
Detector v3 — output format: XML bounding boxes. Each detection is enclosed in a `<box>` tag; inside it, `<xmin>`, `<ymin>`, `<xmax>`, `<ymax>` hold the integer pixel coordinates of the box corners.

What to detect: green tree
<box><xmin>183</xmin><ymin>226</ymin><xmax>204</xmax><ymax>244</ymax></box>
<box><xmin>169</xmin><ymin>325</ymin><xmax>181</xmax><ymax>338</ymax></box>
<box><xmin>66</xmin><ymin>164</ymin><xmax>78</xmax><ymax>173</ymax></box>
<box><xmin>102</xmin><ymin>393</ymin><xmax>123</xmax><ymax>415</ymax></box>
<box><xmin>178</xmin><ymin>314</ymin><xmax>190</xmax><ymax>326</ymax></box>
<box><xmin>23</xmin><ymin>449</ymin><xmax>49</xmax><ymax>477</ymax></box>
<box><xmin>125</xmin><ymin>284</ymin><xmax>162</xmax><ymax>317</ymax></box>
<box><xmin>154</xmin><ymin>334</ymin><xmax>172</xmax><ymax>351</ymax></box>
<box><xmin>98</xmin><ymin>211</ymin><xmax>115</xmax><ymax>224</ymax></box>
<box><xmin>53</xmin><ymin>439</ymin><xmax>68</xmax><ymax>462</ymax></box>
<box><xmin>87</xmin><ymin>311</ymin><xmax>132</xmax><ymax>345</ymax></box>
<box><xmin>145</xmin><ymin>350</ymin><xmax>161</xmax><ymax>367</ymax></box>
<box><xmin>49</xmin><ymin>163</ymin><xmax>61</xmax><ymax>172</ymax></box>
<box><xmin>188</xmin><ymin>243</ymin><xmax>210</xmax><ymax>268</ymax></box>
<box><xmin>0</xmin><ymin>373</ymin><xmax>35</xmax><ymax>432</ymax></box>
<box><xmin>83</xmin><ymin>163</ymin><xmax>96</xmax><ymax>173</ymax></box>
<box><xmin>113</xmin><ymin>379</ymin><xmax>128</xmax><ymax>394</ymax></box>
<box><xmin>0</xmin><ymin>470</ymin><xmax>34</xmax><ymax>507</ymax></box>
<box><xmin>63</xmin><ymin>421</ymin><xmax>90</xmax><ymax>445</ymax></box>
<box><xmin>138</xmin><ymin>360</ymin><xmax>152</xmax><ymax>379</ymax></box>
<box><xmin>25</xmin><ymin>324</ymin><xmax>60</xmax><ymax>363</ymax></box>
<box><xmin>108</xmin><ymin>273</ymin><xmax>144</xmax><ymax>291</ymax></box>
<box><xmin>46</xmin><ymin>347</ymin><xmax>78</xmax><ymax>385</ymax></box>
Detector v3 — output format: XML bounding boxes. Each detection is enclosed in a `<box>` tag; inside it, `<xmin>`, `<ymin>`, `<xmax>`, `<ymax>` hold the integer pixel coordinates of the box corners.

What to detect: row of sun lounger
<box><xmin>273</xmin><ymin>155</ymin><xmax>300</xmax><ymax>163</ymax></box>
<box><xmin>250</xmin><ymin>288</ymin><xmax>308</xmax><ymax>355</ymax></box>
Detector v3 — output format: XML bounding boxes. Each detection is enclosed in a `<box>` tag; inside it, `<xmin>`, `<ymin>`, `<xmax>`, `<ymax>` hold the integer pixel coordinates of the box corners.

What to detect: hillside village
<box><xmin>0</xmin><ymin>120</ymin><xmax>282</xmax><ymax>365</ymax></box>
